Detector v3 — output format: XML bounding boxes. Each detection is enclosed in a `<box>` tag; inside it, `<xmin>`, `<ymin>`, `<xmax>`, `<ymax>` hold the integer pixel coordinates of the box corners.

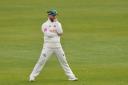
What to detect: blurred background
<box><xmin>0</xmin><ymin>0</ymin><xmax>128</xmax><ymax>85</ymax></box>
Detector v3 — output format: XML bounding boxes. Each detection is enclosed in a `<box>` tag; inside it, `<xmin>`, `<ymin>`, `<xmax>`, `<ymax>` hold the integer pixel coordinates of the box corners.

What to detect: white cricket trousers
<box><xmin>30</xmin><ymin>46</ymin><xmax>76</xmax><ymax>78</ymax></box>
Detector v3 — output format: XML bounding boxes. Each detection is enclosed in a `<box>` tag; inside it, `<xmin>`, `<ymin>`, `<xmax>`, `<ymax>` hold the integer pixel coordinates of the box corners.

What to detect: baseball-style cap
<box><xmin>47</xmin><ymin>9</ymin><xmax>58</xmax><ymax>16</ymax></box>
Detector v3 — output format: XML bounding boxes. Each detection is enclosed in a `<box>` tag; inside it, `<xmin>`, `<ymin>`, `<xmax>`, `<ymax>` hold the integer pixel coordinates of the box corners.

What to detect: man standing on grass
<box><xmin>29</xmin><ymin>9</ymin><xmax>78</xmax><ymax>81</ymax></box>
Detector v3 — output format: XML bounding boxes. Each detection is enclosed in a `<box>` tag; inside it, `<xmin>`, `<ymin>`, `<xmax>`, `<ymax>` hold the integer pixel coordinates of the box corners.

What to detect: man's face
<box><xmin>48</xmin><ymin>15</ymin><xmax>56</xmax><ymax>22</ymax></box>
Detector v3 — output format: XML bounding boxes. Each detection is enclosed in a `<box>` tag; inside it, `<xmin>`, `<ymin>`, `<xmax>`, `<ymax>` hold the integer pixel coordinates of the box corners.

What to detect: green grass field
<box><xmin>0</xmin><ymin>0</ymin><xmax>128</xmax><ymax>85</ymax></box>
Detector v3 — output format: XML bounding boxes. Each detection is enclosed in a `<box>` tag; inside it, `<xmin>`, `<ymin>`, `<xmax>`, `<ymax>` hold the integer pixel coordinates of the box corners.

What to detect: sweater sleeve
<box><xmin>56</xmin><ymin>23</ymin><xmax>63</xmax><ymax>34</ymax></box>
